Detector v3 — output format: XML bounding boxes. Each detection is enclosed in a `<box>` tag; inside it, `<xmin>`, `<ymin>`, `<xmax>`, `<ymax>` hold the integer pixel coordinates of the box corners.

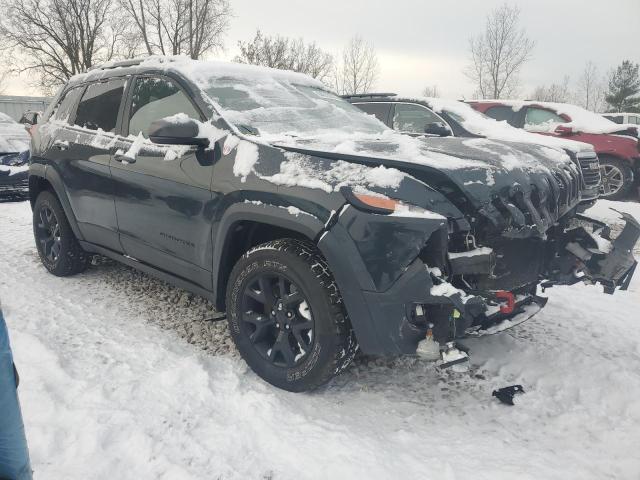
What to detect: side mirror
<box><xmin>148</xmin><ymin>116</ymin><xmax>210</xmax><ymax>147</ymax></box>
<box><xmin>554</xmin><ymin>125</ymin><xmax>573</xmax><ymax>136</ymax></box>
<box><xmin>424</xmin><ymin>122</ymin><xmax>452</xmax><ymax>137</ymax></box>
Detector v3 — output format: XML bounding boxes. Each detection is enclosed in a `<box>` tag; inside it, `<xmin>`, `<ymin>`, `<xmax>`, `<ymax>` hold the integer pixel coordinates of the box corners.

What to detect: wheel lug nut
<box><xmin>287</xmin><ymin>312</ymin><xmax>292</xmax><ymax>318</ymax></box>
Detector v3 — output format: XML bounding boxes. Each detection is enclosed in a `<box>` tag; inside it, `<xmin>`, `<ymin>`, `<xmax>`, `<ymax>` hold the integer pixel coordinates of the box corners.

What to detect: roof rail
<box><xmin>341</xmin><ymin>93</ymin><xmax>397</xmax><ymax>99</ymax></box>
<box><xmin>89</xmin><ymin>58</ymin><xmax>145</xmax><ymax>71</ymax></box>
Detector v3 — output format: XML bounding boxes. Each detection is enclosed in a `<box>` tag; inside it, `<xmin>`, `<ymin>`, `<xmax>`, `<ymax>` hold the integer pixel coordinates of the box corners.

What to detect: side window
<box><xmin>74</xmin><ymin>79</ymin><xmax>126</xmax><ymax>132</ymax></box>
<box><xmin>128</xmin><ymin>77</ymin><xmax>201</xmax><ymax>137</ymax></box>
<box><xmin>604</xmin><ymin>115</ymin><xmax>623</xmax><ymax>124</ymax></box>
<box><xmin>51</xmin><ymin>87</ymin><xmax>83</xmax><ymax>124</ymax></box>
<box><xmin>355</xmin><ymin>103</ymin><xmax>392</xmax><ymax>125</ymax></box>
<box><xmin>393</xmin><ymin>103</ymin><xmax>443</xmax><ymax>134</ymax></box>
<box><xmin>524</xmin><ymin>107</ymin><xmax>566</xmax><ymax>129</ymax></box>
<box><xmin>484</xmin><ymin>106</ymin><xmax>516</xmax><ymax>123</ymax></box>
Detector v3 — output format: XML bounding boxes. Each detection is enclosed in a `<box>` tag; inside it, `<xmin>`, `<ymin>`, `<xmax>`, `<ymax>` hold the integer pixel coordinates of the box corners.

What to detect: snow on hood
<box><xmin>414</xmin><ymin>96</ymin><xmax>595</xmax><ymax>155</ymax></box>
<box><xmin>484</xmin><ymin>100</ymin><xmax>638</xmax><ymax>136</ymax></box>
<box><xmin>0</xmin><ymin>113</ymin><xmax>30</xmax><ymax>153</ymax></box>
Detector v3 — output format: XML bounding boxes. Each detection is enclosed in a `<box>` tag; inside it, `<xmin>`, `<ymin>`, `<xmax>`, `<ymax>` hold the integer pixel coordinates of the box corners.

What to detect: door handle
<box><xmin>114</xmin><ymin>154</ymin><xmax>136</xmax><ymax>164</ymax></box>
<box><xmin>52</xmin><ymin>140</ymin><xmax>68</xmax><ymax>151</ymax></box>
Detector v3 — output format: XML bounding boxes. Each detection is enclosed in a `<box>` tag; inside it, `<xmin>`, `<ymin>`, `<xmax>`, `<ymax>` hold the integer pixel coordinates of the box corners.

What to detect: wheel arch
<box><xmin>212</xmin><ymin>203</ymin><xmax>327</xmax><ymax>311</ymax></box>
<box><xmin>29</xmin><ymin>168</ymin><xmax>84</xmax><ymax>241</ymax></box>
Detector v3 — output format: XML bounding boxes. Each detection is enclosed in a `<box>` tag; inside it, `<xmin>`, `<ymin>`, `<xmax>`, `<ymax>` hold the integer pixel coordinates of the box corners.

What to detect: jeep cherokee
<box><xmin>28</xmin><ymin>57</ymin><xmax>640</xmax><ymax>391</ymax></box>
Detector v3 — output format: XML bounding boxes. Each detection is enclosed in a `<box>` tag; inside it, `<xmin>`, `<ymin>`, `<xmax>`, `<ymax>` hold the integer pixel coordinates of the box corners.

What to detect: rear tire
<box><xmin>33</xmin><ymin>191</ymin><xmax>90</xmax><ymax>276</ymax></box>
<box><xmin>226</xmin><ymin>238</ymin><xmax>358</xmax><ymax>392</ymax></box>
<box><xmin>599</xmin><ymin>156</ymin><xmax>633</xmax><ymax>200</ymax></box>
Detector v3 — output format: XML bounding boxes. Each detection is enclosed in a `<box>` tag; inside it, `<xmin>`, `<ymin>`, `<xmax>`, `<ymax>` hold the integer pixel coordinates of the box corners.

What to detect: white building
<box><xmin>0</xmin><ymin>95</ymin><xmax>51</xmax><ymax>121</ymax></box>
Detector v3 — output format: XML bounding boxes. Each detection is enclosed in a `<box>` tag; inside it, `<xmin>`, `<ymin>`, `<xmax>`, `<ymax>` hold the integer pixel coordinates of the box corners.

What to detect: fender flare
<box><xmin>211</xmin><ymin>201</ymin><xmax>327</xmax><ymax>308</ymax></box>
<box><xmin>29</xmin><ymin>165</ymin><xmax>85</xmax><ymax>241</ymax></box>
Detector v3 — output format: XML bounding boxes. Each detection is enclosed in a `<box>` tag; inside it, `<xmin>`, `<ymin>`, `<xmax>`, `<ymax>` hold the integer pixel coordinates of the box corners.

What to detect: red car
<box><xmin>469</xmin><ymin>100</ymin><xmax>640</xmax><ymax>200</ymax></box>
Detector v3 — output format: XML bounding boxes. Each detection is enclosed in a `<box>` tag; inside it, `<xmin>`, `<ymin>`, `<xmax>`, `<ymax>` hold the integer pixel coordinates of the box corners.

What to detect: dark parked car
<box><xmin>0</xmin><ymin>113</ymin><xmax>30</xmax><ymax>200</ymax></box>
<box><xmin>469</xmin><ymin>100</ymin><xmax>640</xmax><ymax>200</ymax></box>
<box><xmin>29</xmin><ymin>57</ymin><xmax>639</xmax><ymax>391</ymax></box>
<box><xmin>346</xmin><ymin>94</ymin><xmax>601</xmax><ymax>203</ymax></box>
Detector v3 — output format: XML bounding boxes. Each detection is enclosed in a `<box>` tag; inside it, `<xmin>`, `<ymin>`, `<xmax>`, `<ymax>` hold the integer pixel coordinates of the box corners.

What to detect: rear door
<box><xmin>110</xmin><ymin>75</ymin><xmax>216</xmax><ymax>289</ymax></box>
<box><xmin>46</xmin><ymin>78</ymin><xmax>126</xmax><ymax>252</ymax></box>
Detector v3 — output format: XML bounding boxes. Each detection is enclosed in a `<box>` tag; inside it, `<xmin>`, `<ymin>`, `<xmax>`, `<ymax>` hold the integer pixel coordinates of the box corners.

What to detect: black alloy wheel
<box><xmin>35</xmin><ymin>205</ymin><xmax>63</xmax><ymax>265</ymax></box>
<box><xmin>241</xmin><ymin>272</ymin><xmax>314</xmax><ymax>368</ymax></box>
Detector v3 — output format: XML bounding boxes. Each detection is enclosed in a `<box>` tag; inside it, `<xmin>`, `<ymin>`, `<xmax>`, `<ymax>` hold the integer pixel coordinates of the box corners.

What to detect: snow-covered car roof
<box><xmin>474</xmin><ymin>99</ymin><xmax>638</xmax><ymax>135</ymax></box>
<box><xmin>402</xmin><ymin>96</ymin><xmax>594</xmax><ymax>155</ymax></box>
<box><xmin>0</xmin><ymin>112</ymin><xmax>30</xmax><ymax>153</ymax></box>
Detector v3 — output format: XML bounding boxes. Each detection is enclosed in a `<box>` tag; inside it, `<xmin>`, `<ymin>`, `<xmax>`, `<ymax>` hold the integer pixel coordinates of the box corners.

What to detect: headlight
<box><xmin>0</xmin><ymin>150</ymin><xmax>30</xmax><ymax>167</ymax></box>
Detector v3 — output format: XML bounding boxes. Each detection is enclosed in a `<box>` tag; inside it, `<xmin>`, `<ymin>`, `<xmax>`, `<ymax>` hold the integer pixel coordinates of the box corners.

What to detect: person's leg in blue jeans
<box><xmin>0</xmin><ymin>302</ymin><xmax>32</xmax><ymax>480</ymax></box>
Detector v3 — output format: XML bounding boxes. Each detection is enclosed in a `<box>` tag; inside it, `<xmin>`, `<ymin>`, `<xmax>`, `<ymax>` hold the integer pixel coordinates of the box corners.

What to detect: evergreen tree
<box><xmin>605</xmin><ymin>60</ymin><xmax>640</xmax><ymax>112</ymax></box>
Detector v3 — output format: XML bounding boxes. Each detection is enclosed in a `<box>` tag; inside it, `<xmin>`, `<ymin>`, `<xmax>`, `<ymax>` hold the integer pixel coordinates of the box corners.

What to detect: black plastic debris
<box><xmin>492</xmin><ymin>385</ymin><xmax>525</xmax><ymax>406</ymax></box>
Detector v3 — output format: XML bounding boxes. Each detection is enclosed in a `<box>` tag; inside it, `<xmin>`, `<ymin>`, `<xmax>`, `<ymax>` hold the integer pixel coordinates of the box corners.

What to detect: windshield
<box><xmin>204</xmin><ymin>78</ymin><xmax>387</xmax><ymax>137</ymax></box>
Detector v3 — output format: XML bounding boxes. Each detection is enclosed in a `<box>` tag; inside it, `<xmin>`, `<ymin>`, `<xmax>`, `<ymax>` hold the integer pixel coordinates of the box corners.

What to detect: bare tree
<box><xmin>422</xmin><ymin>85</ymin><xmax>439</xmax><ymax>97</ymax></box>
<box><xmin>465</xmin><ymin>3</ymin><xmax>535</xmax><ymax>99</ymax></box>
<box><xmin>235</xmin><ymin>31</ymin><xmax>334</xmax><ymax>83</ymax></box>
<box><xmin>0</xmin><ymin>70</ymin><xmax>7</xmax><ymax>95</ymax></box>
<box><xmin>576</xmin><ymin>61</ymin><xmax>606</xmax><ymax>112</ymax></box>
<box><xmin>530</xmin><ymin>75</ymin><xmax>571</xmax><ymax>103</ymax></box>
<box><xmin>119</xmin><ymin>0</ymin><xmax>230</xmax><ymax>59</ymax></box>
<box><xmin>0</xmin><ymin>0</ymin><xmax>138</xmax><ymax>93</ymax></box>
<box><xmin>333</xmin><ymin>35</ymin><xmax>379</xmax><ymax>95</ymax></box>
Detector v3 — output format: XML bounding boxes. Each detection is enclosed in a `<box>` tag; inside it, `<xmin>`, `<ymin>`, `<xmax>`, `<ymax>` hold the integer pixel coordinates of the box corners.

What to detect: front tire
<box><xmin>599</xmin><ymin>156</ymin><xmax>633</xmax><ymax>200</ymax></box>
<box><xmin>226</xmin><ymin>239</ymin><xmax>358</xmax><ymax>392</ymax></box>
<box><xmin>33</xmin><ymin>190</ymin><xmax>90</xmax><ymax>276</ymax></box>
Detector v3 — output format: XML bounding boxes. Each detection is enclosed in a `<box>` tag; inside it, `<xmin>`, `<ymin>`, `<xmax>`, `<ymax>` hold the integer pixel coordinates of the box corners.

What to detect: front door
<box><xmin>110</xmin><ymin>75</ymin><xmax>216</xmax><ymax>289</ymax></box>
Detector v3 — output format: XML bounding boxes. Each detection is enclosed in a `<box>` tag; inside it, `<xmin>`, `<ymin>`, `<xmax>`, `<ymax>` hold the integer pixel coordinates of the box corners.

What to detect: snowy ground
<box><xmin>1</xmin><ymin>199</ymin><xmax>640</xmax><ymax>480</ymax></box>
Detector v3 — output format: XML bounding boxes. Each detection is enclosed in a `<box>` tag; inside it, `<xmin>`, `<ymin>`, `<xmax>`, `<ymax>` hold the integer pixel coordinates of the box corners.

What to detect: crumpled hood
<box><xmin>273</xmin><ymin>132</ymin><xmax>579</xmax><ymax>205</ymax></box>
<box><xmin>271</xmin><ymin>132</ymin><xmax>583</xmax><ymax>236</ymax></box>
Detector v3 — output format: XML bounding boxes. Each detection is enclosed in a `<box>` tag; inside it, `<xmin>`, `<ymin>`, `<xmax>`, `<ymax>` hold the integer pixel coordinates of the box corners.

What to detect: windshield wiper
<box><xmin>237</xmin><ymin>124</ymin><xmax>260</xmax><ymax>136</ymax></box>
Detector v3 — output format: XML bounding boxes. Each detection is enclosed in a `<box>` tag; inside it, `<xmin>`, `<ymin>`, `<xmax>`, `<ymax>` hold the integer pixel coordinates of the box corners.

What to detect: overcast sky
<box><xmin>3</xmin><ymin>0</ymin><xmax>640</xmax><ymax>99</ymax></box>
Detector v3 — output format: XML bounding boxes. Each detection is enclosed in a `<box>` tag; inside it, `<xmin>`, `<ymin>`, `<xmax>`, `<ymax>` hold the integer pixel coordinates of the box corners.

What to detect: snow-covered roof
<box><xmin>407</xmin><ymin>96</ymin><xmax>594</xmax><ymax>154</ymax></box>
<box><xmin>475</xmin><ymin>99</ymin><xmax>637</xmax><ymax>135</ymax></box>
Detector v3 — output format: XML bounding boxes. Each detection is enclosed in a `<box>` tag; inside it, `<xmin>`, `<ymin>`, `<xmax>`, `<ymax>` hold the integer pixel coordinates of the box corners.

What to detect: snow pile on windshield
<box><xmin>0</xmin><ymin>114</ymin><xmax>30</xmax><ymax>153</ymax></box>
<box><xmin>421</xmin><ymin>97</ymin><xmax>594</xmax><ymax>154</ymax></box>
<box><xmin>488</xmin><ymin>100</ymin><xmax>637</xmax><ymax>135</ymax></box>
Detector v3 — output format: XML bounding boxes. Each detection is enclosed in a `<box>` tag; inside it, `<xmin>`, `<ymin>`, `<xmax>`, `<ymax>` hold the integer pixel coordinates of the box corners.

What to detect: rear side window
<box><xmin>484</xmin><ymin>106</ymin><xmax>516</xmax><ymax>123</ymax></box>
<box><xmin>74</xmin><ymin>79</ymin><xmax>126</xmax><ymax>132</ymax></box>
<box><xmin>354</xmin><ymin>103</ymin><xmax>392</xmax><ymax>125</ymax></box>
<box><xmin>51</xmin><ymin>87</ymin><xmax>83</xmax><ymax>124</ymax></box>
<box><xmin>393</xmin><ymin>103</ymin><xmax>443</xmax><ymax>133</ymax></box>
<box><xmin>128</xmin><ymin>76</ymin><xmax>201</xmax><ymax>137</ymax></box>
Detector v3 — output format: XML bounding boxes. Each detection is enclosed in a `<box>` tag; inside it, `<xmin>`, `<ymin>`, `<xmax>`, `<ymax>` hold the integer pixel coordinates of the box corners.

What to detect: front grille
<box><xmin>577</xmin><ymin>154</ymin><xmax>601</xmax><ymax>188</ymax></box>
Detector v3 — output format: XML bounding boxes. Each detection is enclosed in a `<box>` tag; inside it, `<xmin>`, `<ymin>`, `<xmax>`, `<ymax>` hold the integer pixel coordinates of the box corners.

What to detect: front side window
<box><xmin>52</xmin><ymin>87</ymin><xmax>84</xmax><ymax>124</ymax></box>
<box><xmin>74</xmin><ymin>79</ymin><xmax>126</xmax><ymax>132</ymax></box>
<box><xmin>128</xmin><ymin>77</ymin><xmax>201</xmax><ymax>137</ymax></box>
<box><xmin>484</xmin><ymin>106</ymin><xmax>516</xmax><ymax>123</ymax></box>
<box><xmin>392</xmin><ymin>103</ymin><xmax>443</xmax><ymax>134</ymax></box>
<box><xmin>524</xmin><ymin>107</ymin><xmax>566</xmax><ymax>129</ymax></box>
